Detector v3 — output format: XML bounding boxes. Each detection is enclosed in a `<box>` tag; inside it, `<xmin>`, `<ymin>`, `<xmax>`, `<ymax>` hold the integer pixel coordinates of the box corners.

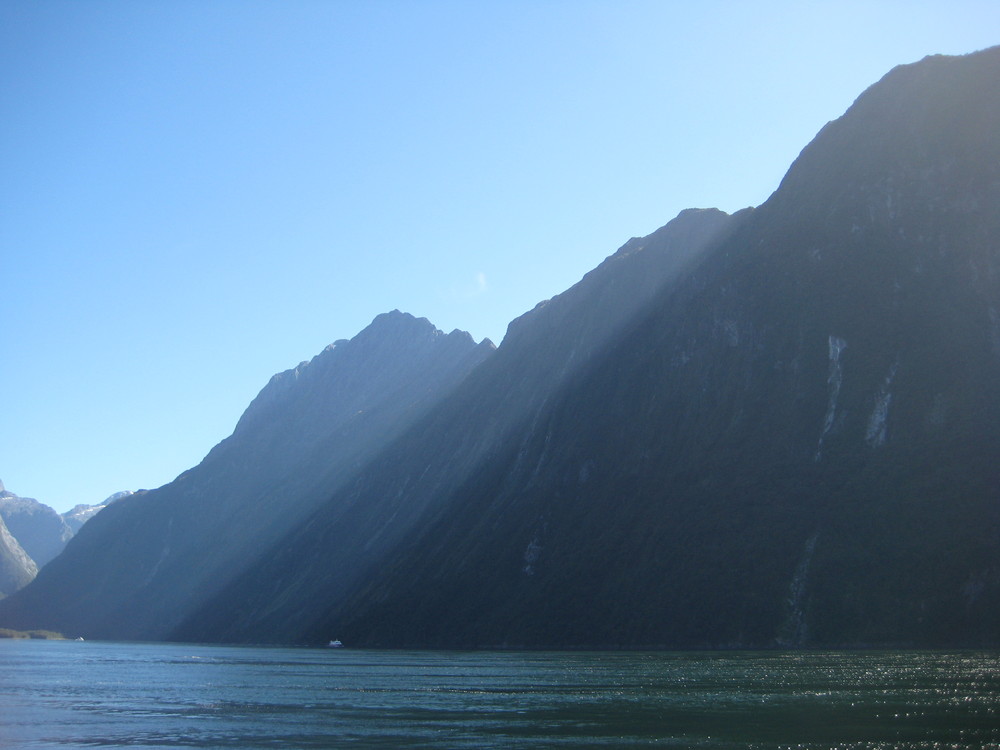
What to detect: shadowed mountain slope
<box><xmin>5</xmin><ymin>47</ymin><xmax>999</xmax><ymax>648</ymax></box>
<box><xmin>0</xmin><ymin>502</ymin><xmax>37</xmax><ymax>599</ymax></box>
<box><xmin>183</xmin><ymin>47</ymin><xmax>1000</xmax><ymax>648</ymax></box>
<box><xmin>170</xmin><ymin>208</ymin><xmax>738</xmax><ymax>644</ymax></box>
<box><xmin>0</xmin><ymin>312</ymin><xmax>493</xmax><ymax>639</ymax></box>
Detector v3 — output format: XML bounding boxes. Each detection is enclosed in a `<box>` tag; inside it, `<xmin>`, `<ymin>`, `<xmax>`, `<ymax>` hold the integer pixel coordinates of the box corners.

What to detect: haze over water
<box><xmin>1</xmin><ymin>640</ymin><xmax>997</xmax><ymax>748</ymax></box>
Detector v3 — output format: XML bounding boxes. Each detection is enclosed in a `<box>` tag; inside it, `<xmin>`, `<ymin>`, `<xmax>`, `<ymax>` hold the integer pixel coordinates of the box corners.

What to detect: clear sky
<box><xmin>2</xmin><ymin>1</ymin><xmax>998</xmax><ymax>513</ymax></box>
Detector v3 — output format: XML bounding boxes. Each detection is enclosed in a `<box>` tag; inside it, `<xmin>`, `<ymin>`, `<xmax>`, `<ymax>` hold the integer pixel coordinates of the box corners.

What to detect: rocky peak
<box><xmin>769</xmin><ymin>46</ymin><xmax>1000</xmax><ymax>222</ymax></box>
<box><xmin>610</xmin><ymin>208</ymin><xmax>735</xmax><ymax>261</ymax></box>
<box><xmin>234</xmin><ymin>311</ymin><xmax>486</xmax><ymax>438</ymax></box>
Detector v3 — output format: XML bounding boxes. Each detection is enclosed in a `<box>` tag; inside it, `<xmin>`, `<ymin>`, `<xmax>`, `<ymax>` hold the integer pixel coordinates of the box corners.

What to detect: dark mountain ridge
<box><xmin>169</xmin><ymin>206</ymin><xmax>738</xmax><ymax>644</ymax></box>
<box><xmin>179</xmin><ymin>48</ymin><xmax>1000</xmax><ymax>648</ymax></box>
<box><xmin>4</xmin><ymin>47</ymin><xmax>999</xmax><ymax>647</ymax></box>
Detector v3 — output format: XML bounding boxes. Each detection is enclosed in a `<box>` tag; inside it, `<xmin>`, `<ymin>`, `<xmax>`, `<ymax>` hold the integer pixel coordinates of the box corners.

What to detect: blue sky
<box><xmin>2</xmin><ymin>1</ymin><xmax>998</xmax><ymax>512</ymax></box>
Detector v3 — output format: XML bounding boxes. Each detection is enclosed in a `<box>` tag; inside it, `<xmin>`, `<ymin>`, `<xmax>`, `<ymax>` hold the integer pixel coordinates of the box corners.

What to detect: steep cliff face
<box><xmin>0</xmin><ymin>489</ymin><xmax>74</xmax><ymax>569</ymax></box>
<box><xmin>170</xmin><ymin>207</ymin><xmax>738</xmax><ymax>644</ymax></box>
<box><xmin>0</xmin><ymin>511</ymin><xmax>37</xmax><ymax>598</ymax></box>
<box><xmin>251</xmin><ymin>47</ymin><xmax>998</xmax><ymax>649</ymax></box>
<box><xmin>0</xmin><ymin>312</ymin><xmax>493</xmax><ymax>639</ymax></box>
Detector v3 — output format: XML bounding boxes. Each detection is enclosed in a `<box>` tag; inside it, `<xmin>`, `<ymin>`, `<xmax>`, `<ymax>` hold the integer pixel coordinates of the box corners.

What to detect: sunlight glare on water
<box><xmin>1</xmin><ymin>641</ymin><xmax>998</xmax><ymax>748</ymax></box>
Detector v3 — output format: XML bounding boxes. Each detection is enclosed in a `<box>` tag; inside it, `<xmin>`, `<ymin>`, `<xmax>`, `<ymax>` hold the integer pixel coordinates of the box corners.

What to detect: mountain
<box><xmin>179</xmin><ymin>47</ymin><xmax>1000</xmax><ymax>648</ymax></box>
<box><xmin>62</xmin><ymin>491</ymin><xmax>133</xmax><ymax>535</ymax></box>
<box><xmin>5</xmin><ymin>47</ymin><xmax>1000</xmax><ymax>648</ymax></box>
<box><xmin>0</xmin><ymin>488</ymin><xmax>37</xmax><ymax>598</ymax></box>
<box><xmin>0</xmin><ymin>312</ymin><xmax>493</xmax><ymax>639</ymax></box>
<box><xmin>0</xmin><ymin>208</ymin><xmax>734</xmax><ymax>642</ymax></box>
<box><xmin>0</xmin><ymin>483</ymin><xmax>74</xmax><ymax>569</ymax></box>
<box><xmin>0</xmin><ymin>483</ymin><xmax>124</xmax><ymax>575</ymax></box>
<box><xmin>166</xmin><ymin>207</ymin><xmax>738</xmax><ymax>644</ymax></box>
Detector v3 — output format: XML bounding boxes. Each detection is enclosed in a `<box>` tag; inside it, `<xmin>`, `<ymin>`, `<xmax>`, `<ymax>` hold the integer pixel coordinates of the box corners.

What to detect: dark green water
<box><xmin>1</xmin><ymin>641</ymin><xmax>997</xmax><ymax>748</ymax></box>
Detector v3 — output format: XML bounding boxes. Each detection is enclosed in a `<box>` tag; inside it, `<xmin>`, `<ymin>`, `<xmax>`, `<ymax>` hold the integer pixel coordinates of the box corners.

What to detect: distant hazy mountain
<box><xmin>0</xmin><ymin>482</ymin><xmax>127</xmax><ymax>579</ymax></box>
<box><xmin>0</xmin><ymin>312</ymin><xmax>494</xmax><ymax>639</ymax></box>
<box><xmin>4</xmin><ymin>47</ymin><xmax>1000</xmax><ymax>648</ymax></box>
<box><xmin>0</xmin><ymin>489</ymin><xmax>37</xmax><ymax>598</ymax></box>
<box><xmin>0</xmin><ymin>482</ymin><xmax>73</xmax><ymax>570</ymax></box>
<box><xmin>62</xmin><ymin>491</ymin><xmax>134</xmax><ymax>535</ymax></box>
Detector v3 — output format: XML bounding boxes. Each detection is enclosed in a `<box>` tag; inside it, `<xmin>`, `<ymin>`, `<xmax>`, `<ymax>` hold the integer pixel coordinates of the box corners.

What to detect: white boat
<box><xmin>327</xmin><ymin>639</ymin><xmax>344</xmax><ymax>648</ymax></box>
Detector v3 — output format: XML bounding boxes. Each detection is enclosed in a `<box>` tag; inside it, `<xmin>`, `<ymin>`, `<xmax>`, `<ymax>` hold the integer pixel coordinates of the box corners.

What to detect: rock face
<box><xmin>167</xmin><ymin>207</ymin><xmax>738</xmax><ymax>645</ymax></box>
<box><xmin>0</xmin><ymin>312</ymin><xmax>494</xmax><ymax>639</ymax></box>
<box><xmin>0</xmin><ymin>483</ymin><xmax>123</xmax><ymax>579</ymax></box>
<box><xmin>0</xmin><ymin>512</ymin><xmax>37</xmax><ymax>599</ymax></box>
<box><xmin>180</xmin><ymin>47</ymin><xmax>1000</xmax><ymax>648</ymax></box>
<box><xmin>5</xmin><ymin>47</ymin><xmax>1000</xmax><ymax>648</ymax></box>
<box><xmin>0</xmin><ymin>485</ymin><xmax>73</xmax><ymax>569</ymax></box>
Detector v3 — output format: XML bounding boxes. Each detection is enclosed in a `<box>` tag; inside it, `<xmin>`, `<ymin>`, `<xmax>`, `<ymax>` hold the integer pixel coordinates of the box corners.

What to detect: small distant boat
<box><xmin>327</xmin><ymin>639</ymin><xmax>344</xmax><ymax>648</ymax></box>
<box><xmin>74</xmin><ymin>637</ymin><xmax>85</xmax><ymax>641</ymax></box>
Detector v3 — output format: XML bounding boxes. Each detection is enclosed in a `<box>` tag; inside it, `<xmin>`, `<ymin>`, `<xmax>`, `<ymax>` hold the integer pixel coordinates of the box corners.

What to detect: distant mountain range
<box><xmin>0</xmin><ymin>481</ymin><xmax>128</xmax><ymax>598</ymax></box>
<box><xmin>3</xmin><ymin>46</ymin><xmax>999</xmax><ymax>647</ymax></box>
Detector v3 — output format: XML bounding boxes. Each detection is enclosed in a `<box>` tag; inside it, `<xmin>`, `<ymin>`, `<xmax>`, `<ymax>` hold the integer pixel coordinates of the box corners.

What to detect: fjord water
<box><xmin>1</xmin><ymin>641</ymin><xmax>998</xmax><ymax>748</ymax></box>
